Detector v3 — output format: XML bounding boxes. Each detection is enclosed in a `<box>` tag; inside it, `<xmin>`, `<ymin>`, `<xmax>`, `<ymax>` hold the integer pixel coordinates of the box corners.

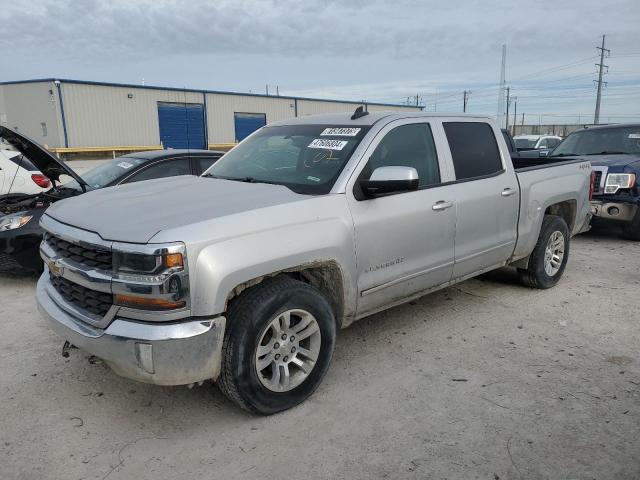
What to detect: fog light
<box><xmin>607</xmin><ymin>206</ymin><xmax>620</xmax><ymax>216</ymax></box>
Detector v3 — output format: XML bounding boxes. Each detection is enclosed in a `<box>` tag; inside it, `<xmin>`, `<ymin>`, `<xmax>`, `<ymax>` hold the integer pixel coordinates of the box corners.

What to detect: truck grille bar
<box><xmin>44</xmin><ymin>233</ymin><xmax>113</xmax><ymax>271</ymax></box>
<box><xmin>49</xmin><ymin>272</ymin><xmax>113</xmax><ymax>317</ymax></box>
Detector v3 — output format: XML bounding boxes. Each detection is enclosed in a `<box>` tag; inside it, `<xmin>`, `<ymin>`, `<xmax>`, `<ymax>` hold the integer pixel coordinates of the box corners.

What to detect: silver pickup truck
<box><xmin>37</xmin><ymin>111</ymin><xmax>592</xmax><ymax>414</ymax></box>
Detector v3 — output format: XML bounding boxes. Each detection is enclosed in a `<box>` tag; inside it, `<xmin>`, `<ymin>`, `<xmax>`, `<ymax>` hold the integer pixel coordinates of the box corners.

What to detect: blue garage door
<box><xmin>158</xmin><ymin>102</ymin><xmax>206</xmax><ymax>149</ymax></box>
<box><xmin>234</xmin><ymin>113</ymin><xmax>266</xmax><ymax>142</ymax></box>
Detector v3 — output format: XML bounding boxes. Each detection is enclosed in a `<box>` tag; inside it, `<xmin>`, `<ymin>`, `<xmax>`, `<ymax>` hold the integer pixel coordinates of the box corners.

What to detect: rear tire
<box><xmin>217</xmin><ymin>276</ymin><xmax>336</xmax><ymax>415</ymax></box>
<box><xmin>518</xmin><ymin>215</ymin><xmax>570</xmax><ymax>289</ymax></box>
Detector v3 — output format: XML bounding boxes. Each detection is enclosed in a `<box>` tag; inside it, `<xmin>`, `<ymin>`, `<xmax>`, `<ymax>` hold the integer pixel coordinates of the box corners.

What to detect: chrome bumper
<box><xmin>37</xmin><ymin>274</ymin><xmax>226</xmax><ymax>386</ymax></box>
<box><xmin>590</xmin><ymin>200</ymin><xmax>638</xmax><ymax>222</ymax></box>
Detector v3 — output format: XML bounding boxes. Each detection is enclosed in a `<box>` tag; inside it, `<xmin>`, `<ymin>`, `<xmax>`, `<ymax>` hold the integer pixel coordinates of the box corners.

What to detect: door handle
<box><xmin>432</xmin><ymin>201</ymin><xmax>453</xmax><ymax>211</ymax></box>
<box><xmin>501</xmin><ymin>188</ymin><xmax>517</xmax><ymax>197</ymax></box>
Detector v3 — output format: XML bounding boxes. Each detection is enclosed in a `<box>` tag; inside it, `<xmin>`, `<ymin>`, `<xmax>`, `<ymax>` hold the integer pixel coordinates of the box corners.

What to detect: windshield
<box><xmin>203</xmin><ymin>124</ymin><xmax>370</xmax><ymax>194</ymax></box>
<box><xmin>514</xmin><ymin>138</ymin><xmax>538</xmax><ymax>149</ymax></box>
<box><xmin>552</xmin><ymin>126</ymin><xmax>640</xmax><ymax>156</ymax></box>
<box><xmin>65</xmin><ymin>157</ymin><xmax>146</xmax><ymax>189</ymax></box>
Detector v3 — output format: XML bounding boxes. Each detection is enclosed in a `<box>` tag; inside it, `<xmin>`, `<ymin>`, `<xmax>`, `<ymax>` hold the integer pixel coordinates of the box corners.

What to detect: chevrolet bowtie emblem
<box><xmin>48</xmin><ymin>258</ymin><xmax>64</xmax><ymax>277</ymax></box>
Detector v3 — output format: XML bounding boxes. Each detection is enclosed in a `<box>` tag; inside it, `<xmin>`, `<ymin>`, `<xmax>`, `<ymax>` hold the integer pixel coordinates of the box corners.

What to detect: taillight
<box><xmin>589</xmin><ymin>171</ymin><xmax>596</xmax><ymax>200</ymax></box>
<box><xmin>31</xmin><ymin>174</ymin><xmax>51</xmax><ymax>188</ymax></box>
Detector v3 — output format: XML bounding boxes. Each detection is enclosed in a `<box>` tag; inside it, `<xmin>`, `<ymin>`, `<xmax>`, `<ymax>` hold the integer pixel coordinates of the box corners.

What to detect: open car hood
<box><xmin>0</xmin><ymin>126</ymin><xmax>88</xmax><ymax>189</ymax></box>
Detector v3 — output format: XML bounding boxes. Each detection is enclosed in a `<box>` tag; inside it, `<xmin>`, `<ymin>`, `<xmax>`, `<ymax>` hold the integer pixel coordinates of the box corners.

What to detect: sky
<box><xmin>1</xmin><ymin>0</ymin><xmax>639</xmax><ymax>124</ymax></box>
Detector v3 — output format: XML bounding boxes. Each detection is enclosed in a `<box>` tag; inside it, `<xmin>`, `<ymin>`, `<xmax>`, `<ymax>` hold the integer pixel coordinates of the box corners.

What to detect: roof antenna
<box><xmin>351</xmin><ymin>105</ymin><xmax>369</xmax><ymax>120</ymax></box>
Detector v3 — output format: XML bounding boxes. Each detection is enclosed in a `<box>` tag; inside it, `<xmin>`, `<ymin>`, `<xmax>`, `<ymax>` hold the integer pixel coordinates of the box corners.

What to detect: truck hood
<box><xmin>586</xmin><ymin>153</ymin><xmax>640</xmax><ymax>168</ymax></box>
<box><xmin>0</xmin><ymin>126</ymin><xmax>88</xmax><ymax>189</ymax></box>
<box><xmin>44</xmin><ymin>175</ymin><xmax>307</xmax><ymax>243</ymax></box>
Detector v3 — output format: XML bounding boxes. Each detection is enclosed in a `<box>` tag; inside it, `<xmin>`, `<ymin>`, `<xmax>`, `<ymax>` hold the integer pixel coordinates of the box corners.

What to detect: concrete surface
<box><xmin>1</xmin><ymin>230</ymin><xmax>639</xmax><ymax>480</ymax></box>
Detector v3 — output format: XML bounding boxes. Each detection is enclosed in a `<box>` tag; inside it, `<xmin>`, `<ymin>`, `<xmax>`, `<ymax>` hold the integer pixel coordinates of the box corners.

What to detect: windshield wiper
<box><xmin>584</xmin><ymin>151</ymin><xmax>628</xmax><ymax>155</ymax></box>
<box><xmin>549</xmin><ymin>153</ymin><xmax>578</xmax><ymax>157</ymax></box>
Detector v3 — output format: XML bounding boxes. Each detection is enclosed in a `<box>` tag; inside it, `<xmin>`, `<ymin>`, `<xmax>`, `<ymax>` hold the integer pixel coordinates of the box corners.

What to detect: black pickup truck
<box><xmin>548</xmin><ymin>124</ymin><xmax>640</xmax><ymax>240</ymax></box>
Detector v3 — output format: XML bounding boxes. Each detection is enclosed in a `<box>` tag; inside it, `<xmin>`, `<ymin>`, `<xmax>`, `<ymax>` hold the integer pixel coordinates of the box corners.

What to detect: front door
<box><xmin>347</xmin><ymin>120</ymin><xmax>456</xmax><ymax>316</ymax></box>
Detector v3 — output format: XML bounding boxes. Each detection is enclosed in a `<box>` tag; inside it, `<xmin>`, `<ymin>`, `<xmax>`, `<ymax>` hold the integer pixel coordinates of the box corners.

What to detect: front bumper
<box><xmin>590</xmin><ymin>199</ymin><xmax>638</xmax><ymax>223</ymax></box>
<box><xmin>37</xmin><ymin>274</ymin><xmax>226</xmax><ymax>385</ymax></box>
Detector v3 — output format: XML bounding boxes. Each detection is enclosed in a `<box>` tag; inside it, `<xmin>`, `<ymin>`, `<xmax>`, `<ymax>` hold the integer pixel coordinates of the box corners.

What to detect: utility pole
<box><xmin>463</xmin><ymin>90</ymin><xmax>471</xmax><ymax>112</ymax></box>
<box><xmin>594</xmin><ymin>34</ymin><xmax>610</xmax><ymax>124</ymax></box>
<box><xmin>512</xmin><ymin>97</ymin><xmax>517</xmax><ymax>136</ymax></box>
<box><xmin>415</xmin><ymin>94</ymin><xmax>419</xmax><ymax>107</ymax></box>
<box><xmin>266</xmin><ymin>84</ymin><xmax>269</xmax><ymax>95</ymax></box>
<box><xmin>505</xmin><ymin>87</ymin><xmax>511</xmax><ymax>130</ymax></box>
<box><xmin>497</xmin><ymin>44</ymin><xmax>507</xmax><ymax>127</ymax></box>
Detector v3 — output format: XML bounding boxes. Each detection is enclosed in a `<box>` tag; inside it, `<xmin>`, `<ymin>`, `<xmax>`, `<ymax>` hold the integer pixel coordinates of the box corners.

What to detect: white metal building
<box><xmin>0</xmin><ymin>79</ymin><xmax>422</xmax><ymax>152</ymax></box>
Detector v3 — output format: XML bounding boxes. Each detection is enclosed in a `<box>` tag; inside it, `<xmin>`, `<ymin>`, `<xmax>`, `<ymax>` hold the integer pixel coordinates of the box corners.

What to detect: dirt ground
<box><xmin>1</xmin><ymin>229</ymin><xmax>639</xmax><ymax>480</ymax></box>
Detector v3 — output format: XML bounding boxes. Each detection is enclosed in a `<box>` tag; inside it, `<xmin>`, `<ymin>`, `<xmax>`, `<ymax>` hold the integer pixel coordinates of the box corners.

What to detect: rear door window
<box><xmin>443</xmin><ymin>122</ymin><xmax>503</xmax><ymax>180</ymax></box>
<box><xmin>124</xmin><ymin>158</ymin><xmax>191</xmax><ymax>183</ymax></box>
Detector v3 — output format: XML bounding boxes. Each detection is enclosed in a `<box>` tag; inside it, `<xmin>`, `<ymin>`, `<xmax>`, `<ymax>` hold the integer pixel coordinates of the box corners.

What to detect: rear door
<box><xmin>440</xmin><ymin>121</ymin><xmax>519</xmax><ymax>279</ymax></box>
<box><xmin>347</xmin><ymin>119</ymin><xmax>456</xmax><ymax>316</ymax></box>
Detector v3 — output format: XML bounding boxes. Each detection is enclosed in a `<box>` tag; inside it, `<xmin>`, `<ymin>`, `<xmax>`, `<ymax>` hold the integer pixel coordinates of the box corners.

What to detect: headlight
<box><xmin>0</xmin><ymin>214</ymin><xmax>33</xmax><ymax>231</ymax></box>
<box><xmin>114</xmin><ymin>251</ymin><xmax>184</xmax><ymax>274</ymax></box>
<box><xmin>605</xmin><ymin>173</ymin><xmax>636</xmax><ymax>194</ymax></box>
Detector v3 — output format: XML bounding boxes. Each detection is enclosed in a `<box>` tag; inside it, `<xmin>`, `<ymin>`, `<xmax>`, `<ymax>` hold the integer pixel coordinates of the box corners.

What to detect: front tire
<box><xmin>217</xmin><ymin>276</ymin><xmax>336</xmax><ymax>414</ymax></box>
<box><xmin>518</xmin><ymin>215</ymin><xmax>570</xmax><ymax>289</ymax></box>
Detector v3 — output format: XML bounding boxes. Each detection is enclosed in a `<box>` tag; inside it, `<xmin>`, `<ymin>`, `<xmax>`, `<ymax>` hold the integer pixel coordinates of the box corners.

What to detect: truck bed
<box><xmin>511</xmin><ymin>156</ymin><xmax>591</xmax><ymax>261</ymax></box>
<box><xmin>511</xmin><ymin>156</ymin><xmax>585</xmax><ymax>171</ymax></box>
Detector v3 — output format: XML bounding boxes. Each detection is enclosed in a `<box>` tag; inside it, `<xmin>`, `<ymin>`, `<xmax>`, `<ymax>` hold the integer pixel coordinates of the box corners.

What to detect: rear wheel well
<box><xmin>226</xmin><ymin>262</ymin><xmax>345</xmax><ymax>328</ymax></box>
<box><xmin>545</xmin><ymin>201</ymin><xmax>576</xmax><ymax>232</ymax></box>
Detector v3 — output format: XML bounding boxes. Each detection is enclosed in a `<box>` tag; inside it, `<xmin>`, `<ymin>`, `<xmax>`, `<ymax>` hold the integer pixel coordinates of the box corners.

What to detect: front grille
<box><xmin>593</xmin><ymin>171</ymin><xmax>603</xmax><ymax>193</ymax></box>
<box><xmin>49</xmin><ymin>272</ymin><xmax>112</xmax><ymax>317</ymax></box>
<box><xmin>45</xmin><ymin>233</ymin><xmax>112</xmax><ymax>271</ymax></box>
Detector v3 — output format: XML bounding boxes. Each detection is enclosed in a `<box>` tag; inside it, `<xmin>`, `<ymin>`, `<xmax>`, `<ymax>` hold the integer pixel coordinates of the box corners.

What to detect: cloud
<box><xmin>1</xmin><ymin>0</ymin><xmax>639</xmax><ymax>121</ymax></box>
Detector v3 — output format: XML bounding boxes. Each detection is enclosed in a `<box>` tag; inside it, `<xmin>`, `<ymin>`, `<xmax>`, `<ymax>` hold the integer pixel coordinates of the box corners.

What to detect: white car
<box><xmin>513</xmin><ymin>135</ymin><xmax>562</xmax><ymax>151</ymax></box>
<box><xmin>0</xmin><ymin>148</ymin><xmax>51</xmax><ymax>195</ymax></box>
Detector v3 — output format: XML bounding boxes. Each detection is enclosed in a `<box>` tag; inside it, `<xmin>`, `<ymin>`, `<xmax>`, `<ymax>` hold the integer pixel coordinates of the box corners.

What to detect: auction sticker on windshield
<box><xmin>308</xmin><ymin>139</ymin><xmax>348</xmax><ymax>150</ymax></box>
<box><xmin>628</xmin><ymin>133</ymin><xmax>640</xmax><ymax>139</ymax></box>
<box><xmin>117</xmin><ymin>161</ymin><xmax>134</xmax><ymax>169</ymax></box>
<box><xmin>321</xmin><ymin>127</ymin><xmax>361</xmax><ymax>136</ymax></box>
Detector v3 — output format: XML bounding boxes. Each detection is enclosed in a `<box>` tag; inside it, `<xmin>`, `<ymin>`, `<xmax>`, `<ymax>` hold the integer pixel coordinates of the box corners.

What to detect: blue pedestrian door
<box><xmin>234</xmin><ymin>113</ymin><xmax>266</xmax><ymax>142</ymax></box>
<box><xmin>157</xmin><ymin>102</ymin><xmax>206</xmax><ymax>149</ymax></box>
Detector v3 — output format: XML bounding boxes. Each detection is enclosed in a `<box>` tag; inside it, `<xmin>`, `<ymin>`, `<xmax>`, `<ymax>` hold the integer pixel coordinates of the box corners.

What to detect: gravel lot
<box><xmin>1</xmin><ymin>229</ymin><xmax>639</xmax><ymax>480</ymax></box>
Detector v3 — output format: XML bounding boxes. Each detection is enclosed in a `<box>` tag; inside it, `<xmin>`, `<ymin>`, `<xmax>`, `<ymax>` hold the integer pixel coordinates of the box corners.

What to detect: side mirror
<box><xmin>539</xmin><ymin>150</ymin><xmax>549</xmax><ymax>157</ymax></box>
<box><xmin>360</xmin><ymin>166</ymin><xmax>419</xmax><ymax>197</ymax></box>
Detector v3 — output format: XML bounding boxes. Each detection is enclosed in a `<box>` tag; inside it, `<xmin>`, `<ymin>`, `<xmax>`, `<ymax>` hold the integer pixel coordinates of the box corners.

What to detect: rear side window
<box><xmin>443</xmin><ymin>122</ymin><xmax>503</xmax><ymax>180</ymax></box>
<box><xmin>8</xmin><ymin>154</ymin><xmax>39</xmax><ymax>171</ymax></box>
<box><xmin>125</xmin><ymin>158</ymin><xmax>191</xmax><ymax>183</ymax></box>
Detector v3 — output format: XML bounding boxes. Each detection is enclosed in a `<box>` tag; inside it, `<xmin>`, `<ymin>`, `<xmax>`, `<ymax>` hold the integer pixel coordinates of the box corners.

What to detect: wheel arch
<box><xmin>225</xmin><ymin>260</ymin><xmax>350</xmax><ymax>329</ymax></box>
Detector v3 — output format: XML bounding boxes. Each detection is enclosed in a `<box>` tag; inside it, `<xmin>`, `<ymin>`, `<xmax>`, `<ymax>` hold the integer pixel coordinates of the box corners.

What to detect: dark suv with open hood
<box><xmin>548</xmin><ymin>124</ymin><xmax>640</xmax><ymax>240</ymax></box>
<box><xmin>0</xmin><ymin>126</ymin><xmax>223</xmax><ymax>272</ymax></box>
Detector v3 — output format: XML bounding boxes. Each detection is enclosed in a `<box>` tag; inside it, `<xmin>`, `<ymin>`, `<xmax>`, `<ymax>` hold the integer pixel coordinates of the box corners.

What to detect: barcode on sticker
<box><xmin>321</xmin><ymin>127</ymin><xmax>361</xmax><ymax>137</ymax></box>
<box><xmin>308</xmin><ymin>139</ymin><xmax>348</xmax><ymax>150</ymax></box>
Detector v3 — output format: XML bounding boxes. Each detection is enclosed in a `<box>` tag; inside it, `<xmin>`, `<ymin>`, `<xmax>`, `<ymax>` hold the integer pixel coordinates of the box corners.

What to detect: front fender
<box><xmin>189</xmin><ymin>218</ymin><xmax>357</xmax><ymax>321</ymax></box>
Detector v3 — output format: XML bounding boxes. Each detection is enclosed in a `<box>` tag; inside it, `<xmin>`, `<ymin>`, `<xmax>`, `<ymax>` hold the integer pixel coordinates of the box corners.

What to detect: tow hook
<box><xmin>61</xmin><ymin>340</ymin><xmax>77</xmax><ymax>358</ymax></box>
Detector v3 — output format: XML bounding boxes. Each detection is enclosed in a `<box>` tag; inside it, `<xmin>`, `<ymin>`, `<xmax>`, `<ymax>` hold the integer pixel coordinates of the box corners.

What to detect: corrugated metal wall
<box><xmin>205</xmin><ymin>93</ymin><xmax>295</xmax><ymax>144</ymax></box>
<box><xmin>0</xmin><ymin>80</ymin><xmax>424</xmax><ymax>148</ymax></box>
<box><xmin>61</xmin><ymin>83</ymin><xmax>204</xmax><ymax>147</ymax></box>
<box><xmin>297</xmin><ymin>99</ymin><xmax>364</xmax><ymax>116</ymax></box>
<box><xmin>0</xmin><ymin>82</ymin><xmax>63</xmax><ymax>147</ymax></box>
